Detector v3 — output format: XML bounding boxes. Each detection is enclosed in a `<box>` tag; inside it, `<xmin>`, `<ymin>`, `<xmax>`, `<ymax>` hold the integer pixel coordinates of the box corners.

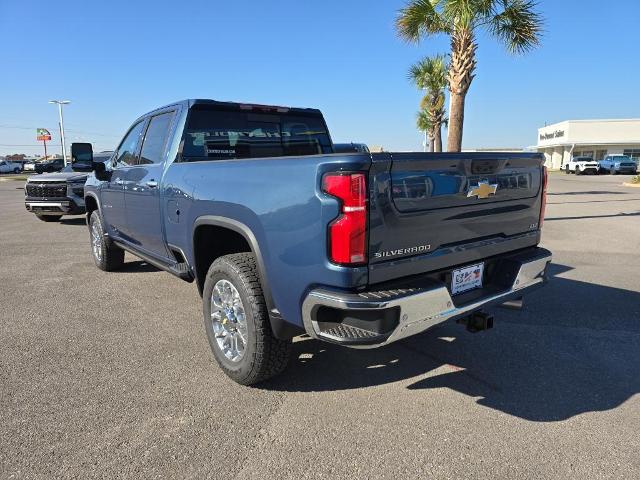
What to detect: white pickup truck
<box><xmin>565</xmin><ymin>156</ymin><xmax>599</xmax><ymax>175</ymax></box>
<box><xmin>0</xmin><ymin>160</ymin><xmax>22</xmax><ymax>174</ymax></box>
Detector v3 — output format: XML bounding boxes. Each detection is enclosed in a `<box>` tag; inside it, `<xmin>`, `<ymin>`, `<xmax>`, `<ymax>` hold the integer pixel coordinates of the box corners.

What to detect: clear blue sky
<box><xmin>1</xmin><ymin>0</ymin><xmax>639</xmax><ymax>156</ymax></box>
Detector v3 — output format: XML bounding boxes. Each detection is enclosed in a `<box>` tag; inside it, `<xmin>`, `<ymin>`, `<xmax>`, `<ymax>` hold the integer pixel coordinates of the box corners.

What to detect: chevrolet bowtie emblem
<box><xmin>467</xmin><ymin>181</ymin><xmax>498</xmax><ymax>199</ymax></box>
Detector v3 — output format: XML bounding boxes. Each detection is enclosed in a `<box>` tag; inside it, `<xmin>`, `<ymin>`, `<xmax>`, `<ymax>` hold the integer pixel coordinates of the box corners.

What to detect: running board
<box><xmin>113</xmin><ymin>240</ymin><xmax>194</xmax><ymax>281</ymax></box>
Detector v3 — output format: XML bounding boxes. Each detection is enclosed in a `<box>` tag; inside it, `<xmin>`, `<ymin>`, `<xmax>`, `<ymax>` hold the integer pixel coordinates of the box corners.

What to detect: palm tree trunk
<box><xmin>447</xmin><ymin>27</ymin><xmax>477</xmax><ymax>152</ymax></box>
<box><xmin>447</xmin><ymin>93</ymin><xmax>465</xmax><ymax>152</ymax></box>
<box><xmin>434</xmin><ymin>125</ymin><xmax>442</xmax><ymax>152</ymax></box>
<box><xmin>429</xmin><ymin>137</ymin><xmax>435</xmax><ymax>152</ymax></box>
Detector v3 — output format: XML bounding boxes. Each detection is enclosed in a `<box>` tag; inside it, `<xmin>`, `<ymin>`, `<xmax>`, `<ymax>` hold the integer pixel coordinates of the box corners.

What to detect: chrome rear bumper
<box><xmin>302</xmin><ymin>248</ymin><xmax>552</xmax><ymax>348</ymax></box>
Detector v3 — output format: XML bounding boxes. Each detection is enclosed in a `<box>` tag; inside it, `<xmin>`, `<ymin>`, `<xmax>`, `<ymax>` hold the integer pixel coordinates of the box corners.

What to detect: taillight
<box><xmin>540</xmin><ymin>166</ymin><xmax>548</xmax><ymax>228</ymax></box>
<box><xmin>322</xmin><ymin>172</ymin><xmax>367</xmax><ymax>265</ymax></box>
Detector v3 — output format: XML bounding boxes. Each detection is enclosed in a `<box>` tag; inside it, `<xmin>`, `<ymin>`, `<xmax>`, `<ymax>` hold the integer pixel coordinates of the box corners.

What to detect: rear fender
<box><xmin>192</xmin><ymin>215</ymin><xmax>302</xmax><ymax>340</ymax></box>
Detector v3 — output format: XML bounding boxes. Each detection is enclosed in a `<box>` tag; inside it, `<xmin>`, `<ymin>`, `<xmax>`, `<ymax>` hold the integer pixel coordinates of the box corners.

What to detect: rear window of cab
<box><xmin>181</xmin><ymin>107</ymin><xmax>333</xmax><ymax>161</ymax></box>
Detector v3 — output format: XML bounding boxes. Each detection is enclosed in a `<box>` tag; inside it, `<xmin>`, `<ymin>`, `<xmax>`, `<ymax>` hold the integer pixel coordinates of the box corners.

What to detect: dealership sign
<box><xmin>36</xmin><ymin>128</ymin><xmax>52</xmax><ymax>142</ymax></box>
<box><xmin>539</xmin><ymin>130</ymin><xmax>565</xmax><ymax>142</ymax></box>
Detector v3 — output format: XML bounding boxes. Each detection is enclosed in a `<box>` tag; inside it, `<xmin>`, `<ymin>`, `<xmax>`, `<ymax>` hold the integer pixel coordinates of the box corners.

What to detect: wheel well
<box><xmin>85</xmin><ymin>196</ymin><xmax>98</xmax><ymax>222</ymax></box>
<box><xmin>193</xmin><ymin>225</ymin><xmax>252</xmax><ymax>295</ymax></box>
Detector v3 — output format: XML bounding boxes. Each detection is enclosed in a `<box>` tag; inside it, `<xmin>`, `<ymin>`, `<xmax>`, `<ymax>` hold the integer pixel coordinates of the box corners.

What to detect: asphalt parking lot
<box><xmin>1</xmin><ymin>173</ymin><xmax>639</xmax><ymax>479</ymax></box>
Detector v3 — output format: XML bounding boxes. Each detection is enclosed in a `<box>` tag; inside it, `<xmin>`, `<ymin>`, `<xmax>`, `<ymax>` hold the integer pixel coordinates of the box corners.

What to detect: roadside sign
<box><xmin>37</xmin><ymin>128</ymin><xmax>52</xmax><ymax>159</ymax></box>
<box><xmin>37</xmin><ymin>128</ymin><xmax>52</xmax><ymax>142</ymax></box>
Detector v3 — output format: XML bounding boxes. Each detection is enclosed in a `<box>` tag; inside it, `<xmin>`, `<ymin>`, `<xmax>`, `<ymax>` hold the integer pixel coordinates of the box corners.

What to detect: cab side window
<box><xmin>138</xmin><ymin>112</ymin><xmax>175</xmax><ymax>165</ymax></box>
<box><xmin>114</xmin><ymin>120</ymin><xmax>146</xmax><ymax>167</ymax></box>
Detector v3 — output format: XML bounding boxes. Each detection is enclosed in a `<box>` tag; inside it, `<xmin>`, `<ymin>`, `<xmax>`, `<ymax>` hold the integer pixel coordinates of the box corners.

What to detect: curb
<box><xmin>622</xmin><ymin>182</ymin><xmax>640</xmax><ymax>188</ymax></box>
<box><xmin>0</xmin><ymin>177</ymin><xmax>28</xmax><ymax>182</ymax></box>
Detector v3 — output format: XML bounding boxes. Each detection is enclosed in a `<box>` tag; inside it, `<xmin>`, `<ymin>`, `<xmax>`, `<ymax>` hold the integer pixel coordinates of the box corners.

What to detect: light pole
<box><xmin>49</xmin><ymin>100</ymin><xmax>70</xmax><ymax>165</ymax></box>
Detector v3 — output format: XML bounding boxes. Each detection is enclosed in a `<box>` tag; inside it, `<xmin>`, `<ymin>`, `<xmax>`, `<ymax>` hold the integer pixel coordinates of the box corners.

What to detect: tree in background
<box><xmin>397</xmin><ymin>0</ymin><xmax>543</xmax><ymax>152</ymax></box>
<box><xmin>409</xmin><ymin>55</ymin><xmax>448</xmax><ymax>152</ymax></box>
<box><xmin>416</xmin><ymin>110</ymin><xmax>433</xmax><ymax>152</ymax></box>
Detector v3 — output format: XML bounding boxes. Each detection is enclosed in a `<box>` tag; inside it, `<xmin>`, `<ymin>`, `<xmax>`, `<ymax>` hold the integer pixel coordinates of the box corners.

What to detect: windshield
<box><xmin>182</xmin><ymin>106</ymin><xmax>333</xmax><ymax>161</ymax></box>
<box><xmin>613</xmin><ymin>156</ymin><xmax>632</xmax><ymax>162</ymax></box>
<box><xmin>72</xmin><ymin>152</ymin><xmax>111</xmax><ymax>170</ymax></box>
<box><xmin>334</xmin><ymin>143</ymin><xmax>370</xmax><ymax>153</ymax></box>
<box><xmin>574</xmin><ymin>157</ymin><xmax>592</xmax><ymax>162</ymax></box>
<box><xmin>93</xmin><ymin>153</ymin><xmax>112</xmax><ymax>163</ymax></box>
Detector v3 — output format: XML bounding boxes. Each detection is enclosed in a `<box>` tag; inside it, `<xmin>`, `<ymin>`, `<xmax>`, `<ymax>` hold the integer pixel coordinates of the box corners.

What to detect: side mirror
<box><xmin>71</xmin><ymin>143</ymin><xmax>94</xmax><ymax>172</ymax></box>
<box><xmin>92</xmin><ymin>160</ymin><xmax>111</xmax><ymax>181</ymax></box>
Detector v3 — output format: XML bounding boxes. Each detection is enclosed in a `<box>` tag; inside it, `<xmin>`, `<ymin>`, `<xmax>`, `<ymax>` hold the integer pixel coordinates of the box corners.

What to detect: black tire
<box><xmin>202</xmin><ymin>253</ymin><xmax>291</xmax><ymax>385</ymax></box>
<box><xmin>89</xmin><ymin>210</ymin><xmax>124</xmax><ymax>271</ymax></box>
<box><xmin>36</xmin><ymin>214</ymin><xmax>62</xmax><ymax>222</ymax></box>
<box><xmin>575</xmin><ymin>168</ymin><xmax>581</xmax><ymax>175</ymax></box>
<box><xmin>611</xmin><ymin>169</ymin><xmax>617</xmax><ymax>175</ymax></box>
<box><xmin>565</xmin><ymin>165</ymin><xmax>570</xmax><ymax>174</ymax></box>
<box><xmin>13</xmin><ymin>168</ymin><xmax>20</xmax><ymax>174</ymax></box>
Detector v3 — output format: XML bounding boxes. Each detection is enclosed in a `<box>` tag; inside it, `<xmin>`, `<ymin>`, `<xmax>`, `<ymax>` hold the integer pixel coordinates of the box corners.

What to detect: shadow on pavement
<box><xmin>118</xmin><ymin>260</ymin><xmax>161</xmax><ymax>273</ymax></box>
<box><xmin>60</xmin><ymin>217</ymin><xmax>87</xmax><ymax>226</ymax></box>
<box><xmin>263</xmin><ymin>263</ymin><xmax>640</xmax><ymax>422</ymax></box>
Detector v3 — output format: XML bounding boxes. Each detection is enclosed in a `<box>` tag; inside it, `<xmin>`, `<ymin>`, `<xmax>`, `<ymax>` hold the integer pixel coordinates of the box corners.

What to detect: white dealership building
<box><xmin>536</xmin><ymin>119</ymin><xmax>640</xmax><ymax>170</ymax></box>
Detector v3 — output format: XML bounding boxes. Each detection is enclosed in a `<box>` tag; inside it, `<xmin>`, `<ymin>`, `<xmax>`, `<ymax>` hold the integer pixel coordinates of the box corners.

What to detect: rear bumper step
<box><xmin>301</xmin><ymin>247</ymin><xmax>552</xmax><ymax>348</ymax></box>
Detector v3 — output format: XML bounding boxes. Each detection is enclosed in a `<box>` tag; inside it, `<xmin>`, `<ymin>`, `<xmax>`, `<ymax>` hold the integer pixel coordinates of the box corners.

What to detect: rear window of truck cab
<box><xmin>181</xmin><ymin>106</ymin><xmax>333</xmax><ymax>161</ymax></box>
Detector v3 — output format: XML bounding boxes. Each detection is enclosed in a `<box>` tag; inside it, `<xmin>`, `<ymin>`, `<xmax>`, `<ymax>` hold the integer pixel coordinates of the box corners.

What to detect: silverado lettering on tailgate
<box><xmin>374</xmin><ymin>245</ymin><xmax>431</xmax><ymax>259</ymax></box>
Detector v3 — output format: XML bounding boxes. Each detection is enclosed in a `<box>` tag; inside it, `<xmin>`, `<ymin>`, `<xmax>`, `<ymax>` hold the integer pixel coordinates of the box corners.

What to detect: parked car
<box><xmin>23</xmin><ymin>161</ymin><xmax>36</xmax><ymax>171</ymax></box>
<box><xmin>564</xmin><ymin>156</ymin><xmax>599</xmax><ymax>175</ymax></box>
<box><xmin>598</xmin><ymin>155</ymin><xmax>638</xmax><ymax>175</ymax></box>
<box><xmin>24</xmin><ymin>151</ymin><xmax>113</xmax><ymax>222</ymax></box>
<box><xmin>81</xmin><ymin>99</ymin><xmax>551</xmax><ymax>385</ymax></box>
<box><xmin>333</xmin><ymin>142</ymin><xmax>370</xmax><ymax>153</ymax></box>
<box><xmin>0</xmin><ymin>159</ymin><xmax>22</xmax><ymax>174</ymax></box>
<box><xmin>34</xmin><ymin>158</ymin><xmax>65</xmax><ymax>174</ymax></box>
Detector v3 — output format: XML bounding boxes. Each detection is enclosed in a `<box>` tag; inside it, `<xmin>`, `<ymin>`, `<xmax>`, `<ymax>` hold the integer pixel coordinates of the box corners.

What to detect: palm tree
<box><xmin>397</xmin><ymin>0</ymin><xmax>543</xmax><ymax>152</ymax></box>
<box><xmin>416</xmin><ymin>109</ymin><xmax>433</xmax><ymax>152</ymax></box>
<box><xmin>409</xmin><ymin>55</ymin><xmax>448</xmax><ymax>152</ymax></box>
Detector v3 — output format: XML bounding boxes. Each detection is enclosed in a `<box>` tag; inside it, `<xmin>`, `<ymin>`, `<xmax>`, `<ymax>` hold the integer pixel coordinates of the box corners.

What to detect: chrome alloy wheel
<box><xmin>210</xmin><ymin>279</ymin><xmax>248</xmax><ymax>362</ymax></box>
<box><xmin>91</xmin><ymin>222</ymin><xmax>102</xmax><ymax>262</ymax></box>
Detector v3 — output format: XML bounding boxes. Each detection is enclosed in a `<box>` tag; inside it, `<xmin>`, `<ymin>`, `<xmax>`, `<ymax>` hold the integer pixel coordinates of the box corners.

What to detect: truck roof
<box><xmin>144</xmin><ymin>99</ymin><xmax>323</xmax><ymax>118</ymax></box>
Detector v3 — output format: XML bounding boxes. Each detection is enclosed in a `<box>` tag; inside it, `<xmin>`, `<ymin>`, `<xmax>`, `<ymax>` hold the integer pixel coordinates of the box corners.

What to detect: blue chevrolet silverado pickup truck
<box><xmin>73</xmin><ymin>99</ymin><xmax>551</xmax><ymax>385</ymax></box>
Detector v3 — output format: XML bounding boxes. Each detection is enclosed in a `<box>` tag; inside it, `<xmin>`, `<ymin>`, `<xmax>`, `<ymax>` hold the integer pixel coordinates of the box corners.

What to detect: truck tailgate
<box><xmin>368</xmin><ymin>152</ymin><xmax>545</xmax><ymax>285</ymax></box>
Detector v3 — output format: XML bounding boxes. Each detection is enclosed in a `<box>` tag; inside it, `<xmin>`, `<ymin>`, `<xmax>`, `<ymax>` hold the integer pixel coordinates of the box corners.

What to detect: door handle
<box><xmin>146</xmin><ymin>180</ymin><xmax>158</xmax><ymax>188</ymax></box>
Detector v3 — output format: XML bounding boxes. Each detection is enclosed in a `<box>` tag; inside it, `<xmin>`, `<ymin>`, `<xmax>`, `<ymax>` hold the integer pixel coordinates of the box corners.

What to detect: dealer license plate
<box><xmin>451</xmin><ymin>263</ymin><xmax>484</xmax><ymax>295</ymax></box>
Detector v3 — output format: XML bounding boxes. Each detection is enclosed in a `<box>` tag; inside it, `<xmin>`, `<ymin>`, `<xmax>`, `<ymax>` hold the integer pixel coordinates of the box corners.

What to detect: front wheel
<box><xmin>565</xmin><ymin>165</ymin><xmax>570</xmax><ymax>174</ymax></box>
<box><xmin>202</xmin><ymin>253</ymin><xmax>291</xmax><ymax>385</ymax></box>
<box><xmin>36</xmin><ymin>214</ymin><xmax>62</xmax><ymax>222</ymax></box>
<box><xmin>611</xmin><ymin>169</ymin><xmax>617</xmax><ymax>175</ymax></box>
<box><xmin>89</xmin><ymin>210</ymin><xmax>124</xmax><ymax>271</ymax></box>
<box><xmin>13</xmin><ymin>168</ymin><xmax>20</xmax><ymax>174</ymax></box>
